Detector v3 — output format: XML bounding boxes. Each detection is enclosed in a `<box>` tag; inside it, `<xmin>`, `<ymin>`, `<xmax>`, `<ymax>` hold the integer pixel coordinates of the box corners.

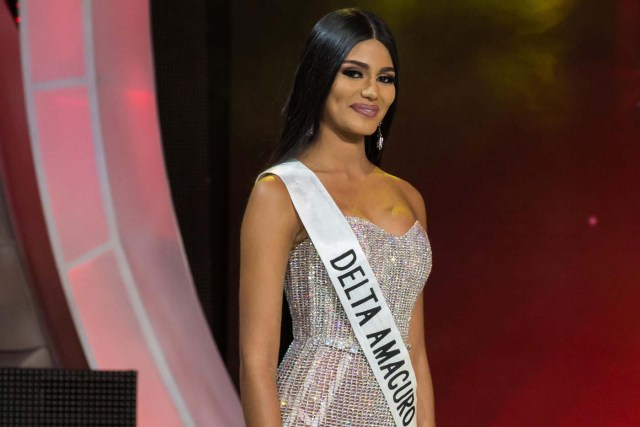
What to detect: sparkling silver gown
<box><xmin>276</xmin><ymin>216</ymin><xmax>432</xmax><ymax>426</ymax></box>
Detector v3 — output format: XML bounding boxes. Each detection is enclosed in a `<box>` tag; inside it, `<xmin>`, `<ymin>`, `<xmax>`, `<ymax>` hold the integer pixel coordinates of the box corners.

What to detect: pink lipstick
<box><xmin>351</xmin><ymin>103</ymin><xmax>379</xmax><ymax>118</ymax></box>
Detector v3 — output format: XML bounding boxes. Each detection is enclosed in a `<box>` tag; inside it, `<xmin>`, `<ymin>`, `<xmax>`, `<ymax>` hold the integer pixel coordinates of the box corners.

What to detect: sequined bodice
<box><xmin>277</xmin><ymin>216</ymin><xmax>432</xmax><ymax>426</ymax></box>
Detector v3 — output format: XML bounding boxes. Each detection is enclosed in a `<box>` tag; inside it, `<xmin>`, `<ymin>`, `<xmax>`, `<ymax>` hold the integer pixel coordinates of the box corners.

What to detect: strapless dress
<box><xmin>276</xmin><ymin>216</ymin><xmax>432</xmax><ymax>426</ymax></box>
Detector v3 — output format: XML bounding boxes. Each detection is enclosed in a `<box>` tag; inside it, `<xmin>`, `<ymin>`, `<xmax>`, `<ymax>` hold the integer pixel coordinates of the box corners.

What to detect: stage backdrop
<box><xmin>227</xmin><ymin>1</ymin><xmax>640</xmax><ymax>426</ymax></box>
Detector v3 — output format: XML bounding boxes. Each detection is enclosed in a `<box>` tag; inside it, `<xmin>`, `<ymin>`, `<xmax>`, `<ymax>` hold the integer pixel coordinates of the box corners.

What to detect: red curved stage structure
<box><xmin>12</xmin><ymin>1</ymin><xmax>243</xmax><ymax>425</ymax></box>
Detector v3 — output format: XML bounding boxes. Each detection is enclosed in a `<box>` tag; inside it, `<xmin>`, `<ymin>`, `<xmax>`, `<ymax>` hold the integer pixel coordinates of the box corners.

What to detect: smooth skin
<box><xmin>239</xmin><ymin>39</ymin><xmax>436</xmax><ymax>427</ymax></box>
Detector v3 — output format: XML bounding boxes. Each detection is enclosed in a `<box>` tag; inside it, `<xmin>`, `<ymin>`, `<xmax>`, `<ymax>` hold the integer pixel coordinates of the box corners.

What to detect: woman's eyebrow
<box><xmin>342</xmin><ymin>59</ymin><xmax>395</xmax><ymax>73</ymax></box>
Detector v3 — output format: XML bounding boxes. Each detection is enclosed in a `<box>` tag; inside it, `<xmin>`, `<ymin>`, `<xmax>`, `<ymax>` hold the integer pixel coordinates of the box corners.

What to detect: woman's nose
<box><xmin>361</xmin><ymin>78</ymin><xmax>379</xmax><ymax>100</ymax></box>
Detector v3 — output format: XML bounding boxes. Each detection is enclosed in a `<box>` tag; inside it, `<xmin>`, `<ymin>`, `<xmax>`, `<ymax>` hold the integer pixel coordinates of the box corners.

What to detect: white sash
<box><xmin>258</xmin><ymin>159</ymin><xmax>418</xmax><ymax>427</ymax></box>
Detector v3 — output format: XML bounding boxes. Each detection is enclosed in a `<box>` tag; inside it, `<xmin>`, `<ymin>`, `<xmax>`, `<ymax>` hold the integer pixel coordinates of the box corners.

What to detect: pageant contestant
<box><xmin>239</xmin><ymin>8</ymin><xmax>435</xmax><ymax>427</ymax></box>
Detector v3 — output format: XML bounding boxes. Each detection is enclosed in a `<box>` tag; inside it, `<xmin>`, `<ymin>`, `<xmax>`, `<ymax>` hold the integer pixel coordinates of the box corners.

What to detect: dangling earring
<box><xmin>377</xmin><ymin>122</ymin><xmax>384</xmax><ymax>150</ymax></box>
<box><xmin>306</xmin><ymin>124</ymin><xmax>314</xmax><ymax>137</ymax></box>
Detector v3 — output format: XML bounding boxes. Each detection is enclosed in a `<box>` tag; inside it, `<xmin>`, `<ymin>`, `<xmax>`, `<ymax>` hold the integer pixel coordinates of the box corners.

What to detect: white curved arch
<box><xmin>19</xmin><ymin>1</ymin><xmax>243</xmax><ymax>425</ymax></box>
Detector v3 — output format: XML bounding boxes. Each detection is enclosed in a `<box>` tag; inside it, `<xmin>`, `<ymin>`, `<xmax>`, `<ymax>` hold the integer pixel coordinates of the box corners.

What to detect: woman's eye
<box><xmin>342</xmin><ymin>69</ymin><xmax>363</xmax><ymax>78</ymax></box>
<box><xmin>378</xmin><ymin>75</ymin><xmax>396</xmax><ymax>84</ymax></box>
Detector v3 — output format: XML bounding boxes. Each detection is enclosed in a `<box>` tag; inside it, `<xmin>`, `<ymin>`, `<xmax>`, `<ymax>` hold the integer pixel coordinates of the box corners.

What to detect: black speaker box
<box><xmin>0</xmin><ymin>368</ymin><xmax>136</xmax><ymax>426</ymax></box>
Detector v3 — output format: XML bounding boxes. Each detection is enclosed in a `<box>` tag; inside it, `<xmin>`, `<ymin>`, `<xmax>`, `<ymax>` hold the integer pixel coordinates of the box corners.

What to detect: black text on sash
<box><xmin>330</xmin><ymin>249</ymin><xmax>416</xmax><ymax>426</ymax></box>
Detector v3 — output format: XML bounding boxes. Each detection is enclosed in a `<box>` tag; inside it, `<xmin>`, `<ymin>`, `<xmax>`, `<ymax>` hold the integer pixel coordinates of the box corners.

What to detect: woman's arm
<box><xmin>239</xmin><ymin>175</ymin><xmax>300</xmax><ymax>427</ymax></box>
<box><xmin>409</xmin><ymin>291</ymin><xmax>436</xmax><ymax>427</ymax></box>
<box><xmin>402</xmin><ymin>180</ymin><xmax>436</xmax><ymax>426</ymax></box>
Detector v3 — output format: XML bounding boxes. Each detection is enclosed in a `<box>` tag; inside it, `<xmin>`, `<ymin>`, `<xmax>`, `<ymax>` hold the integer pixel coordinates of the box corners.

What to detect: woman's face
<box><xmin>321</xmin><ymin>38</ymin><xmax>396</xmax><ymax>140</ymax></box>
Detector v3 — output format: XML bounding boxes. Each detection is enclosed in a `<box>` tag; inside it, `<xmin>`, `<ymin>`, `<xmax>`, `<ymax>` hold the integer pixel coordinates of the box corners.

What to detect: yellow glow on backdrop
<box><xmin>451</xmin><ymin>0</ymin><xmax>577</xmax><ymax>117</ymax></box>
<box><xmin>475</xmin><ymin>48</ymin><xmax>567</xmax><ymax>113</ymax></box>
<box><xmin>518</xmin><ymin>0</ymin><xmax>577</xmax><ymax>33</ymax></box>
<box><xmin>363</xmin><ymin>0</ymin><xmax>424</xmax><ymax>29</ymax></box>
<box><xmin>463</xmin><ymin>0</ymin><xmax>577</xmax><ymax>33</ymax></box>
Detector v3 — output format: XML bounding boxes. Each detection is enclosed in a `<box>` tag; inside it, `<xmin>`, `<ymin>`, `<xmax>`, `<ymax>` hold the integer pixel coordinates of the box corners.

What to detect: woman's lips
<box><xmin>350</xmin><ymin>103</ymin><xmax>379</xmax><ymax>118</ymax></box>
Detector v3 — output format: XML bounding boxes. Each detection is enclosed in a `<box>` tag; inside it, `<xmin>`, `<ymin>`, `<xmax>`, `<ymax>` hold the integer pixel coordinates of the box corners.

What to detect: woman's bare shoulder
<box><xmin>243</xmin><ymin>173</ymin><xmax>300</xmax><ymax>238</ymax></box>
<box><xmin>248</xmin><ymin>173</ymin><xmax>296</xmax><ymax>214</ymax></box>
<box><xmin>377</xmin><ymin>169</ymin><xmax>427</xmax><ymax>223</ymax></box>
<box><xmin>252</xmin><ymin>173</ymin><xmax>291</xmax><ymax>204</ymax></box>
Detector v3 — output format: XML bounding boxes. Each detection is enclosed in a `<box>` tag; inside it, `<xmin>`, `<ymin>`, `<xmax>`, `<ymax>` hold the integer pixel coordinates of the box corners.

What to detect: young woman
<box><xmin>239</xmin><ymin>8</ymin><xmax>435</xmax><ymax>426</ymax></box>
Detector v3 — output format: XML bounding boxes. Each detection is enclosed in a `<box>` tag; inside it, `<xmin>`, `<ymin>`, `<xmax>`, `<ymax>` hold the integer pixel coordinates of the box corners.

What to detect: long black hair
<box><xmin>269</xmin><ymin>8</ymin><xmax>400</xmax><ymax>167</ymax></box>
